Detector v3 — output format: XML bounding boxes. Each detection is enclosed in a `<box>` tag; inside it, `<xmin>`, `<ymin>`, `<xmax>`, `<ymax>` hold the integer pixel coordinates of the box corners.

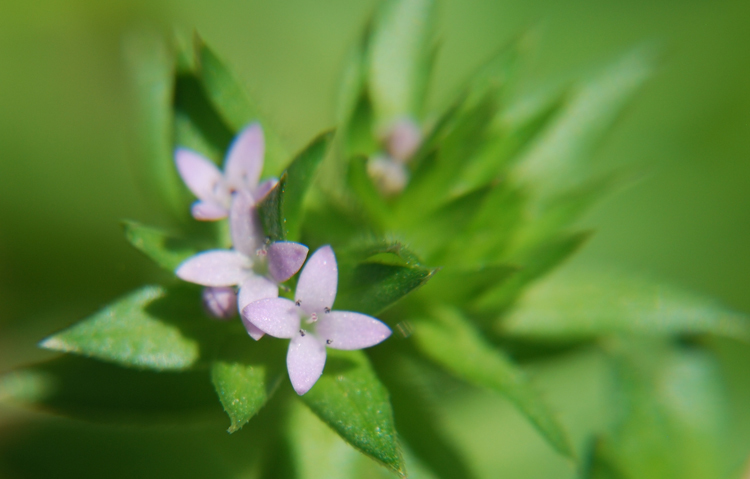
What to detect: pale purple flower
<box><xmin>383</xmin><ymin>117</ymin><xmax>423</xmax><ymax>163</ymax></box>
<box><xmin>242</xmin><ymin>246</ymin><xmax>392</xmax><ymax>395</ymax></box>
<box><xmin>175</xmin><ymin>191</ymin><xmax>308</xmax><ymax>338</ymax></box>
<box><xmin>202</xmin><ymin>286</ymin><xmax>237</xmax><ymax>320</ymax></box>
<box><xmin>368</xmin><ymin>117</ymin><xmax>423</xmax><ymax>196</ymax></box>
<box><xmin>174</xmin><ymin>123</ymin><xmax>277</xmax><ymax>220</ymax></box>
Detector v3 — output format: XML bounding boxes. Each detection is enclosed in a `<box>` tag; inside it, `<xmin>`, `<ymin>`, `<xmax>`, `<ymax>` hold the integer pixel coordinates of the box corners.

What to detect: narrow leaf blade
<box><xmin>301</xmin><ymin>349</ymin><xmax>406</xmax><ymax>477</ymax></box>
<box><xmin>411</xmin><ymin>307</ymin><xmax>575</xmax><ymax>458</ymax></box>
<box><xmin>39</xmin><ymin>285</ymin><xmax>207</xmax><ymax>371</ymax></box>
<box><xmin>122</xmin><ymin>220</ymin><xmax>200</xmax><ymax>271</ymax></box>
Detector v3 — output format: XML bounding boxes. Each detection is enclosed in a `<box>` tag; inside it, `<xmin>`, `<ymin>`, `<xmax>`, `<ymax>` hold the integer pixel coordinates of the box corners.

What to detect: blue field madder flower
<box><xmin>242</xmin><ymin>246</ymin><xmax>392</xmax><ymax>395</ymax></box>
<box><xmin>174</xmin><ymin>122</ymin><xmax>277</xmax><ymax>221</ymax></box>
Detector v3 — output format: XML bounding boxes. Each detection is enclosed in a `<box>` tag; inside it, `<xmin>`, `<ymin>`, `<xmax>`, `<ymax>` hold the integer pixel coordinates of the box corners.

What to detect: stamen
<box><xmin>295</xmin><ymin>299</ymin><xmax>301</xmax><ymax>307</ymax></box>
<box><xmin>299</xmin><ymin>329</ymin><xmax>306</xmax><ymax>337</ymax></box>
<box><xmin>326</xmin><ymin>339</ymin><xmax>333</xmax><ymax>345</ymax></box>
<box><xmin>256</xmin><ymin>248</ymin><xmax>267</xmax><ymax>257</ymax></box>
<box><xmin>324</xmin><ymin>307</ymin><xmax>331</xmax><ymax>313</ymax></box>
<box><xmin>310</xmin><ymin>313</ymin><xmax>318</xmax><ymax>322</ymax></box>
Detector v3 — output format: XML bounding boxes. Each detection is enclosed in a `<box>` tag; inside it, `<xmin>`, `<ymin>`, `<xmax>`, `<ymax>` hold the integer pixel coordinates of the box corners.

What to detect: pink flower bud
<box><xmin>384</xmin><ymin>118</ymin><xmax>422</xmax><ymax>163</ymax></box>
<box><xmin>202</xmin><ymin>286</ymin><xmax>238</xmax><ymax>320</ymax></box>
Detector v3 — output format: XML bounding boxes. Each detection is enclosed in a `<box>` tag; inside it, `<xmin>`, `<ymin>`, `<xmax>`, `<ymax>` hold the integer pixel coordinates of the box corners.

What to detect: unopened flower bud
<box><xmin>202</xmin><ymin>286</ymin><xmax>237</xmax><ymax>320</ymax></box>
<box><xmin>384</xmin><ymin>118</ymin><xmax>422</xmax><ymax>163</ymax></box>
<box><xmin>367</xmin><ymin>155</ymin><xmax>409</xmax><ymax>197</ymax></box>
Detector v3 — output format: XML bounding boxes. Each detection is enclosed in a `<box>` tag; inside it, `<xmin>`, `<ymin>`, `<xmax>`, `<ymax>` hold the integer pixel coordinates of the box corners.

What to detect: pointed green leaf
<box><xmin>210</xmin><ymin>326</ymin><xmax>287</xmax><ymax>433</ymax></box>
<box><xmin>474</xmin><ymin>232</ymin><xmax>591</xmax><ymax>313</ymax></box>
<box><xmin>336</xmin><ymin>240</ymin><xmax>436</xmax><ymax>316</ymax></box>
<box><xmin>411</xmin><ymin>307</ymin><xmax>574</xmax><ymax>458</ymax></box>
<box><xmin>0</xmin><ymin>355</ymin><xmax>221</xmax><ymax>423</ymax></box>
<box><xmin>368</xmin><ymin>0</ymin><xmax>436</xmax><ymax>125</ymax></box>
<box><xmin>122</xmin><ymin>220</ymin><xmax>204</xmax><ymax>271</ymax></box>
<box><xmin>417</xmin><ymin>264</ymin><xmax>516</xmax><ymax>306</ymax></box>
<box><xmin>514</xmin><ymin>48</ymin><xmax>654</xmax><ymax>196</ymax></box>
<box><xmin>502</xmin><ymin>268</ymin><xmax>750</xmax><ymax>341</ymax></box>
<box><xmin>346</xmin><ymin>156</ymin><xmax>391</xmax><ymax>229</ymax></box>
<box><xmin>39</xmin><ymin>285</ymin><xmax>209</xmax><ymax>370</ymax></box>
<box><xmin>194</xmin><ymin>35</ymin><xmax>288</xmax><ymax>176</ymax></box>
<box><xmin>122</xmin><ymin>31</ymin><xmax>185</xmax><ymax>220</ymax></box>
<box><xmin>259</xmin><ymin>130</ymin><xmax>334</xmax><ymax>242</ymax></box>
<box><xmin>300</xmin><ymin>349</ymin><xmax>406</xmax><ymax>477</ymax></box>
<box><xmin>579</xmin><ymin>439</ymin><xmax>627</xmax><ymax>479</ymax></box>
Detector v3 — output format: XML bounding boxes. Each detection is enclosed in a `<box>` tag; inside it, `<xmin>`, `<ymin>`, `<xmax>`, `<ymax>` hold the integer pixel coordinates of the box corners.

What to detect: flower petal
<box><xmin>202</xmin><ymin>286</ymin><xmax>237</xmax><ymax>320</ymax></box>
<box><xmin>229</xmin><ymin>190</ymin><xmax>264</xmax><ymax>257</ymax></box>
<box><xmin>224</xmin><ymin>123</ymin><xmax>264</xmax><ymax>193</ymax></box>
<box><xmin>268</xmin><ymin>242</ymin><xmax>309</xmax><ymax>283</ymax></box>
<box><xmin>191</xmin><ymin>200</ymin><xmax>228</xmax><ymax>220</ymax></box>
<box><xmin>175</xmin><ymin>250</ymin><xmax>249</xmax><ymax>287</ymax></box>
<box><xmin>254</xmin><ymin>178</ymin><xmax>278</xmax><ymax>202</ymax></box>
<box><xmin>242</xmin><ymin>298</ymin><xmax>300</xmax><ymax>339</ymax></box>
<box><xmin>238</xmin><ymin>275</ymin><xmax>279</xmax><ymax>339</ymax></box>
<box><xmin>316</xmin><ymin>311</ymin><xmax>392</xmax><ymax>350</ymax></box>
<box><xmin>287</xmin><ymin>332</ymin><xmax>326</xmax><ymax>395</ymax></box>
<box><xmin>295</xmin><ymin>245</ymin><xmax>338</xmax><ymax>314</ymax></box>
<box><xmin>175</xmin><ymin>148</ymin><xmax>229</xmax><ymax>204</ymax></box>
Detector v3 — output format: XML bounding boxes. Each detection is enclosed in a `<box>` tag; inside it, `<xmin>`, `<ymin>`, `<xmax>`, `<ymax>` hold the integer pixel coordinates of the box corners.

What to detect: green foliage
<box><xmin>39</xmin><ymin>285</ymin><xmax>206</xmax><ymax>371</ymax></box>
<box><xmin>411</xmin><ymin>307</ymin><xmax>574</xmax><ymax>458</ymax></box>
<box><xmin>300</xmin><ymin>349</ymin><xmax>406</xmax><ymax>477</ymax></box>
<box><xmin>122</xmin><ymin>220</ymin><xmax>202</xmax><ymax>271</ymax></box>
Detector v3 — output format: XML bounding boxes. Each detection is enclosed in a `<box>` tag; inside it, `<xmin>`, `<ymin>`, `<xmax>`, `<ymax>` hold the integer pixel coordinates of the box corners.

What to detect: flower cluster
<box><xmin>174</xmin><ymin>123</ymin><xmax>391</xmax><ymax>394</ymax></box>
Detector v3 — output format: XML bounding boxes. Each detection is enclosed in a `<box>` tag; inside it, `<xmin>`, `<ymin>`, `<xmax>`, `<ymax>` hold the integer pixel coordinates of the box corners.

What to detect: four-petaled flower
<box><xmin>175</xmin><ymin>191</ymin><xmax>308</xmax><ymax>339</ymax></box>
<box><xmin>242</xmin><ymin>246</ymin><xmax>392</xmax><ymax>395</ymax></box>
<box><xmin>175</xmin><ymin>123</ymin><xmax>277</xmax><ymax>220</ymax></box>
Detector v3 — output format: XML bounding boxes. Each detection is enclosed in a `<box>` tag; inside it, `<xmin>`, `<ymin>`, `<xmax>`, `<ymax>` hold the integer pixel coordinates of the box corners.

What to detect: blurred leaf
<box><xmin>211</xmin><ymin>327</ymin><xmax>287</xmax><ymax>433</ymax></box>
<box><xmin>598</xmin><ymin>340</ymin><xmax>730</xmax><ymax>479</ymax></box>
<box><xmin>514</xmin><ymin>48</ymin><xmax>655</xmax><ymax>196</ymax></box>
<box><xmin>39</xmin><ymin>285</ymin><xmax>209</xmax><ymax>371</ymax></box>
<box><xmin>416</xmin><ymin>264</ymin><xmax>516</xmax><ymax>306</ymax></box>
<box><xmin>502</xmin><ymin>268</ymin><xmax>750</xmax><ymax>341</ymax></box>
<box><xmin>301</xmin><ymin>349</ymin><xmax>406</xmax><ymax>477</ymax></box>
<box><xmin>474</xmin><ymin>232</ymin><xmax>591</xmax><ymax>313</ymax></box>
<box><xmin>579</xmin><ymin>439</ymin><xmax>626</xmax><ymax>479</ymax></box>
<box><xmin>336</xmin><ymin>240</ymin><xmax>437</xmax><ymax>315</ymax></box>
<box><xmin>372</xmin><ymin>350</ymin><xmax>479</xmax><ymax>479</ymax></box>
<box><xmin>193</xmin><ymin>35</ymin><xmax>288</xmax><ymax>176</ymax></box>
<box><xmin>0</xmin><ymin>355</ymin><xmax>221</xmax><ymax>423</ymax></box>
<box><xmin>368</xmin><ymin>0</ymin><xmax>436</xmax><ymax>125</ymax></box>
<box><xmin>259</xmin><ymin>131</ymin><xmax>334</xmax><ymax>242</ymax></box>
<box><xmin>122</xmin><ymin>220</ymin><xmax>203</xmax><ymax>271</ymax></box>
<box><xmin>347</xmin><ymin>156</ymin><xmax>391</xmax><ymax>229</ymax></box>
<box><xmin>122</xmin><ymin>30</ymin><xmax>185</xmax><ymax>220</ymax></box>
<box><xmin>411</xmin><ymin>307</ymin><xmax>575</xmax><ymax>458</ymax></box>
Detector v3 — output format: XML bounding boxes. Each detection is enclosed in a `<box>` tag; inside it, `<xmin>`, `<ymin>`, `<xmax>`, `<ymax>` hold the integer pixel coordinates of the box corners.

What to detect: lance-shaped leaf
<box><xmin>514</xmin><ymin>47</ymin><xmax>655</xmax><ymax>196</ymax></box>
<box><xmin>597</xmin><ymin>339</ymin><xmax>730</xmax><ymax>479</ymax></box>
<box><xmin>416</xmin><ymin>264</ymin><xmax>516</xmax><ymax>307</ymax></box>
<box><xmin>411</xmin><ymin>307</ymin><xmax>574</xmax><ymax>458</ymax></box>
<box><xmin>0</xmin><ymin>355</ymin><xmax>222</xmax><ymax>424</ymax></box>
<box><xmin>368</xmin><ymin>0</ymin><xmax>436</xmax><ymax>125</ymax></box>
<box><xmin>259</xmin><ymin>131</ymin><xmax>334</xmax><ymax>242</ymax></box>
<box><xmin>501</xmin><ymin>268</ymin><xmax>750</xmax><ymax>342</ymax></box>
<box><xmin>346</xmin><ymin>156</ymin><xmax>391</xmax><ymax>230</ymax></box>
<box><xmin>300</xmin><ymin>349</ymin><xmax>406</xmax><ymax>477</ymax></box>
<box><xmin>210</xmin><ymin>324</ymin><xmax>287</xmax><ymax>433</ymax></box>
<box><xmin>39</xmin><ymin>285</ymin><xmax>209</xmax><ymax>371</ymax></box>
<box><xmin>193</xmin><ymin>35</ymin><xmax>288</xmax><ymax>176</ymax></box>
<box><xmin>335</xmin><ymin>241</ymin><xmax>437</xmax><ymax>316</ymax></box>
<box><xmin>122</xmin><ymin>30</ymin><xmax>185</xmax><ymax>220</ymax></box>
<box><xmin>123</xmin><ymin>220</ymin><xmax>203</xmax><ymax>271</ymax></box>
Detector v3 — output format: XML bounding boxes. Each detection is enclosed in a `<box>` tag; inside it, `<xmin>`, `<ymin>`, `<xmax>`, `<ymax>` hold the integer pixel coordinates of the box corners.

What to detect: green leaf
<box><xmin>0</xmin><ymin>355</ymin><xmax>221</xmax><ymax>423</ymax></box>
<box><xmin>210</xmin><ymin>326</ymin><xmax>287</xmax><ymax>433</ymax></box>
<box><xmin>336</xmin><ymin>240</ymin><xmax>437</xmax><ymax>316</ymax></box>
<box><xmin>122</xmin><ymin>30</ymin><xmax>185</xmax><ymax>220</ymax></box>
<box><xmin>473</xmin><ymin>232</ymin><xmax>591</xmax><ymax>313</ymax></box>
<box><xmin>598</xmin><ymin>339</ymin><xmax>730</xmax><ymax>479</ymax></box>
<box><xmin>501</xmin><ymin>268</ymin><xmax>750</xmax><ymax>341</ymax></box>
<box><xmin>122</xmin><ymin>220</ymin><xmax>203</xmax><ymax>271</ymax></box>
<box><xmin>39</xmin><ymin>285</ymin><xmax>208</xmax><ymax>371</ymax></box>
<box><xmin>411</xmin><ymin>307</ymin><xmax>575</xmax><ymax>458</ymax></box>
<box><xmin>514</xmin><ymin>48</ymin><xmax>654</xmax><ymax>196</ymax></box>
<box><xmin>346</xmin><ymin>156</ymin><xmax>391</xmax><ymax>230</ymax></box>
<box><xmin>416</xmin><ymin>264</ymin><xmax>516</xmax><ymax>307</ymax></box>
<box><xmin>368</xmin><ymin>0</ymin><xmax>436</xmax><ymax>125</ymax></box>
<box><xmin>259</xmin><ymin>130</ymin><xmax>334</xmax><ymax>242</ymax></box>
<box><xmin>300</xmin><ymin>349</ymin><xmax>406</xmax><ymax>477</ymax></box>
<box><xmin>193</xmin><ymin>35</ymin><xmax>288</xmax><ymax>176</ymax></box>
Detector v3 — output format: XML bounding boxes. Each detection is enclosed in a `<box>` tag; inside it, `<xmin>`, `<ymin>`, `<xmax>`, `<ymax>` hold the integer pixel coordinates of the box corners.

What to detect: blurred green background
<box><xmin>0</xmin><ymin>0</ymin><xmax>748</xmax><ymax>477</ymax></box>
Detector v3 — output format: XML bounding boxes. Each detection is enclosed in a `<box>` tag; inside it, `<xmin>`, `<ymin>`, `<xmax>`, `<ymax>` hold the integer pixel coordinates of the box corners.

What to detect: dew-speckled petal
<box><xmin>175</xmin><ymin>148</ymin><xmax>229</xmax><ymax>205</ymax></box>
<box><xmin>242</xmin><ymin>297</ymin><xmax>300</xmax><ymax>339</ymax></box>
<box><xmin>287</xmin><ymin>332</ymin><xmax>326</xmax><ymax>395</ymax></box>
<box><xmin>268</xmin><ymin>242</ymin><xmax>309</xmax><ymax>283</ymax></box>
<box><xmin>175</xmin><ymin>250</ymin><xmax>249</xmax><ymax>287</ymax></box>
<box><xmin>229</xmin><ymin>190</ymin><xmax>264</xmax><ymax>257</ymax></box>
<box><xmin>295</xmin><ymin>245</ymin><xmax>337</xmax><ymax>315</ymax></box>
<box><xmin>224</xmin><ymin>123</ymin><xmax>264</xmax><ymax>193</ymax></box>
<box><xmin>191</xmin><ymin>200</ymin><xmax>228</xmax><ymax>221</ymax></box>
<box><xmin>316</xmin><ymin>311</ymin><xmax>392</xmax><ymax>350</ymax></box>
